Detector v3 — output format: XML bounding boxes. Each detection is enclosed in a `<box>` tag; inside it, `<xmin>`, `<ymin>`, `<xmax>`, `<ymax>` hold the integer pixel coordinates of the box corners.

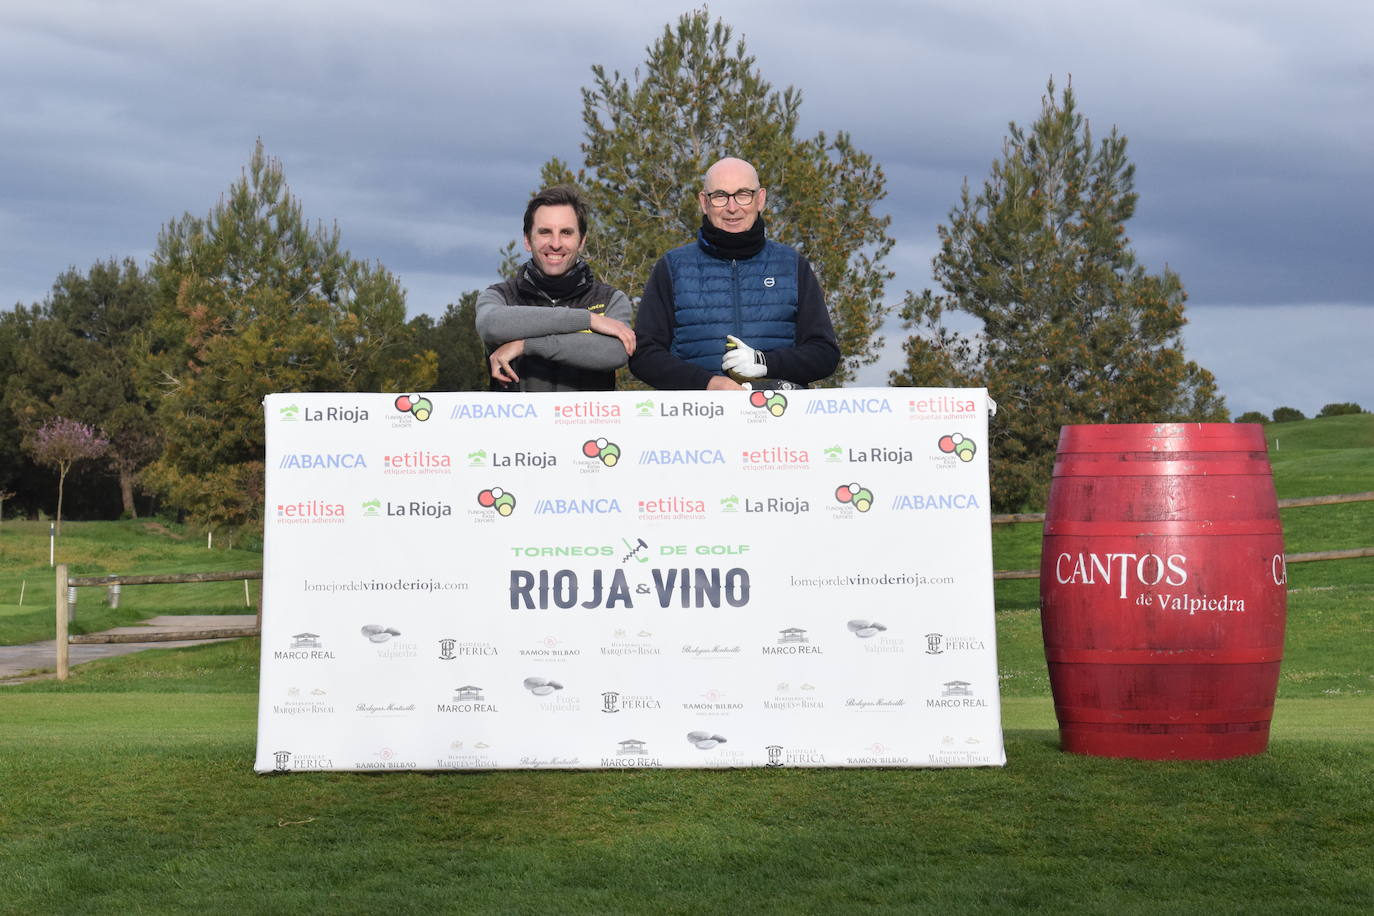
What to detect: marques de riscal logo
<box><xmin>393</xmin><ymin>394</ymin><xmax>433</xmax><ymax>421</ymax></box>
<box><xmin>748</xmin><ymin>389</ymin><xmax>788</xmax><ymax>417</ymax></box>
<box><xmin>582</xmin><ymin>438</ymin><xmax>621</xmax><ymax>467</ymax></box>
<box><xmin>834</xmin><ymin>482</ymin><xmax>875</xmax><ymax>512</ymax></box>
<box><xmin>938</xmin><ymin>433</ymin><xmax>977</xmax><ymax>462</ymax></box>
<box><xmin>476</xmin><ymin>487</ymin><xmax>517</xmax><ymax>517</ymax></box>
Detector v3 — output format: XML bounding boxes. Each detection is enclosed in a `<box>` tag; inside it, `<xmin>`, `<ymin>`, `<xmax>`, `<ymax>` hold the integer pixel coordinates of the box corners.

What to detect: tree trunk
<box><xmin>119</xmin><ymin>467</ymin><xmax>138</xmax><ymax>518</ymax></box>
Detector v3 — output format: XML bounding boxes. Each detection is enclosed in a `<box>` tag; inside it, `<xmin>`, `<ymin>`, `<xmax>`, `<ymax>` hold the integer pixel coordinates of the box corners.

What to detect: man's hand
<box><xmin>722</xmin><ymin>335</ymin><xmax>768</xmax><ymax>379</ymax></box>
<box><xmin>706</xmin><ymin>375</ymin><xmax>745</xmax><ymax>391</ymax></box>
<box><xmin>489</xmin><ymin>339</ymin><xmax>525</xmax><ymax>384</ymax></box>
<box><xmin>589</xmin><ymin>314</ymin><xmax>636</xmax><ymax>356</ymax></box>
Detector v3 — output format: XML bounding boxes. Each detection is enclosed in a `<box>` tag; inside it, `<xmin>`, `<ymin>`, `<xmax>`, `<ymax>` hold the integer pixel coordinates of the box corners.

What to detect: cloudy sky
<box><xmin>3</xmin><ymin>0</ymin><xmax>1369</xmax><ymax>416</ymax></box>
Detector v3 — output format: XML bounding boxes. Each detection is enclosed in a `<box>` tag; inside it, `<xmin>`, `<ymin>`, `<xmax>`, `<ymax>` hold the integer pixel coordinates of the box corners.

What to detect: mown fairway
<box><xmin>2</xmin><ymin>415</ymin><xmax>1371</xmax><ymax>913</ymax></box>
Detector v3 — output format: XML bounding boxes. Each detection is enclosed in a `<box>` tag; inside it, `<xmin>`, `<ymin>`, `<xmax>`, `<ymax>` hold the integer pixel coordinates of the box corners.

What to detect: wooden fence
<box><xmin>53</xmin><ymin>567</ymin><xmax>262</xmax><ymax>681</ymax></box>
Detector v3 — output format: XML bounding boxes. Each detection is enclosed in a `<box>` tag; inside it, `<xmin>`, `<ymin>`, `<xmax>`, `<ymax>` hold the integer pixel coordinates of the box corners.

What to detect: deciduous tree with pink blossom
<box><xmin>26</xmin><ymin>417</ymin><xmax>109</xmax><ymax>535</ymax></box>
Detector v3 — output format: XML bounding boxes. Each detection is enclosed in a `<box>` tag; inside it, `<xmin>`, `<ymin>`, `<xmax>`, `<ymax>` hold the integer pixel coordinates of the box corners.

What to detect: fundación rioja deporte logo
<box><xmin>834</xmin><ymin>482</ymin><xmax>875</xmax><ymax>512</ymax></box>
<box><xmin>476</xmin><ymin>487</ymin><xmax>517</xmax><ymax>517</ymax></box>
<box><xmin>582</xmin><ymin>438</ymin><xmax>621</xmax><ymax>467</ymax></box>
<box><xmin>938</xmin><ymin>433</ymin><xmax>977</xmax><ymax>462</ymax></box>
<box><xmin>393</xmin><ymin>394</ymin><xmax>433</xmax><ymax>421</ymax></box>
<box><xmin>747</xmin><ymin>389</ymin><xmax>788</xmax><ymax>417</ymax></box>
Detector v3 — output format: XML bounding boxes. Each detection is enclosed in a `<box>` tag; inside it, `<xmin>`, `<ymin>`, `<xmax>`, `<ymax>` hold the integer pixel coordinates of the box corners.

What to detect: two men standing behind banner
<box><xmin>477</xmin><ymin>159</ymin><xmax>839</xmax><ymax>392</ymax></box>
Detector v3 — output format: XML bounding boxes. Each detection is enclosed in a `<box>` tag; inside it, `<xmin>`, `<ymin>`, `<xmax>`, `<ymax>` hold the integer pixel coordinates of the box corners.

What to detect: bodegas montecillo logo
<box><xmin>476</xmin><ymin>487</ymin><xmax>517</xmax><ymax>517</ymax></box>
<box><xmin>833</xmin><ymin>482</ymin><xmax>875</xmax><ymax>513</ymax></box>
<box><xmin>581</xmin><ymin>437</ymin><xmax>621</xmax><ymax>467</ymax></box>
<box><xmin>393</xmin><ymin>393</ymin><xmax>433</xmax><ymax>422</ymax></box>
<box><xmin>747</xmin><ymin>389</ymin><xmax>788</xmax><ymax>417</ymax></box>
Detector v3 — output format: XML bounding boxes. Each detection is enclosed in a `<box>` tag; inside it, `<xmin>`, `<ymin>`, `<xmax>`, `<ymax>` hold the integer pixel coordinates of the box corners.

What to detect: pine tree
<box><xmin>3</xmin><ymin>259</ymin><xmax>160</xmax><ymax>517</ymax></box>
<box><xmin>534</xmin><ymin>9</ymin><xmax>893</xmax><ymax>384</ymax></box>
<box><xmin>893</xmin><ymin>80</ymin><xmax>1226</xmax><ymax>511</ymax></box>
<box><xmin>142</xmin><ymin>141</ymin><xmax>437</xmax><ymax>531</ymax></box>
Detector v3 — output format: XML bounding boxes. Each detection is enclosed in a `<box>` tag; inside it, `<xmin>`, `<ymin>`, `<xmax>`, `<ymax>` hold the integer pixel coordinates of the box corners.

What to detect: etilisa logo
<box><xmin>747</xmin><ymin>389</ymin><xmax>788</xmax><ymax>417</ymax></box>
<box><xmin>275</xmin><ymin>499</ymin><xmax>345</xmax><ymax>523</ymax></box>
<box><xmin>553</xmin><ymin>400</ymin><xmax>621</xmax><ymax>424</ymax></box>
<box><xmin>582</xmin><ymin>438</ymin><xmax>622</xmax><ymax>467</ymax></box>
<box><xmin>476</xmin><ymin>487</ymin><xmax>517</xmax><ymax>517</ymax></box>
<box><xmin>393</xmin><ymin>394</ymin><xmax>433</xmax><ymax>421</ymax></box>
<box><xmin>833</xmin><ymin>482</ymin><xmax>875</xmax><ymax>513</ymax></box>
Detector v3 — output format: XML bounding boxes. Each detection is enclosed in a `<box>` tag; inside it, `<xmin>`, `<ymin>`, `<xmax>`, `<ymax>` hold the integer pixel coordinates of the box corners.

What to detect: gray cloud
<box><xmin>3</xmin><ymin>0</ymin><xmax>1369</xmax><ymax>414</ymax></box>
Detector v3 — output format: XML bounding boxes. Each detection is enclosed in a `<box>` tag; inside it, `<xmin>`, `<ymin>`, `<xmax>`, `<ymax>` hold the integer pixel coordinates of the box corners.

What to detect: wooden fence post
<box><xmin>55</xmin><ymin>564</ymin><xmax>69</xmax><ymax>681</ymax></box>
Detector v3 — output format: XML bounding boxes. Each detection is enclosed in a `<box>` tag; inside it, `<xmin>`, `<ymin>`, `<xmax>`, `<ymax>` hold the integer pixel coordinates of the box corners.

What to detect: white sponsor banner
<box><xmin>254</xmin><ymin>388</ymin><xmax>1005</xmax><ymax>772</ymax></box>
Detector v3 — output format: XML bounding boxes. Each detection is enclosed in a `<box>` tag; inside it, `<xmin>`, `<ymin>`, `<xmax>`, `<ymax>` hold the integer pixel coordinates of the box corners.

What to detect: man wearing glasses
<box><xmin>476</xmin><ymin>185</ymin><xmax>636</xmax><ymax>391</ymax></box>
<box><xmin>628</xmin><ymin>157</ymin><xmax>841</xmax><ymax>390</ymax></box>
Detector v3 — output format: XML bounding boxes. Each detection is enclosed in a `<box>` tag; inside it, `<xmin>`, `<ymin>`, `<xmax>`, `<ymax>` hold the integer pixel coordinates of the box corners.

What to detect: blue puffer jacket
<box><xmin>663</xmin><ymin>239</ymin><xmax>799</xmax><ymax>371</ymax></box>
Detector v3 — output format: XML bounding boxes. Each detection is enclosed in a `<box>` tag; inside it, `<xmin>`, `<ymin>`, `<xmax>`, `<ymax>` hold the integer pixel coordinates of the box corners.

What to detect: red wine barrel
<box><xmin>1039</xmin><ymin>424</ymin><xmax>1287</xmax><ymax>759</ymax></box>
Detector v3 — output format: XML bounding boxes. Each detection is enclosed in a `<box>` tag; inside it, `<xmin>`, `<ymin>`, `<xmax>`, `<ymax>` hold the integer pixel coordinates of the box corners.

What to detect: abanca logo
<box><xmin>278</xmin><ymin>453</ymin><xmax>367</xmax><ymax>470</ymax></box>
<box><xmin>805</xmin><ymin>397</ymin><xmax>892</xmax><ymax>415</ymax></box>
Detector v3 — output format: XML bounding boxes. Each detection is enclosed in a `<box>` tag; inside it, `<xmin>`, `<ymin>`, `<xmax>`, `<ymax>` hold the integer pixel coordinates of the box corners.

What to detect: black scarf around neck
<box><xmin>698</xmin><ymin>215</ymin><xmax>767</xmax><ymax>260</ymax></box>
<box><xmin>519</xmin><ymin>258</ymin><xmax>594</xmax><ymax>302</ymax></box>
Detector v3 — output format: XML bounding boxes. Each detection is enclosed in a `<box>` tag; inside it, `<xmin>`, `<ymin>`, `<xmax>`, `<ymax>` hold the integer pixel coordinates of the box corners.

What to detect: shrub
<box><xmin>1318</xmin><ymin>402</ymin><xmax>1364</xmax><ymax>417</ymax></box>
<box><xmin>1271</xmin><ymin>406</ymin><xmax>1307</xmax><ymax>423</ymax></box>
<box><xmin>1235</xmin><ymin>411</ymin><xmax>1268</xmax><ymax>424</ymax></box>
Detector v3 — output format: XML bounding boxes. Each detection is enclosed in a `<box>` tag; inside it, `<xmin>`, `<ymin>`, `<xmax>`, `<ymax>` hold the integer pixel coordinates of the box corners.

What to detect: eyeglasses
<box><xmin>703</xmin><ymin>188</ymin><xmax>759</xmax><ymax>207</ymax></box>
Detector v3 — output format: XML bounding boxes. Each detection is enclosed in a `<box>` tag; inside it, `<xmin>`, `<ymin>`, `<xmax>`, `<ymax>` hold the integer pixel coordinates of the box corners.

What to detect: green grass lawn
<box><xmin>1</xmin><ymin>414</ymin><xmax>1370</xmax><ymax>913</ymax></box>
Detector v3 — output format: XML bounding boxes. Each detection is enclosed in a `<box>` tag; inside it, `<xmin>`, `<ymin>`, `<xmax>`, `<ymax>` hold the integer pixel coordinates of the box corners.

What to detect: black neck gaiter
<box><xmin>698</xmin><ymin>215</ymin><xmax>767</xmax><ymax>260</ymax></box>
<box><xmin>519</xmin><ymin>258</ymin><xmax>594</xmax><ymax>302</ymax></box>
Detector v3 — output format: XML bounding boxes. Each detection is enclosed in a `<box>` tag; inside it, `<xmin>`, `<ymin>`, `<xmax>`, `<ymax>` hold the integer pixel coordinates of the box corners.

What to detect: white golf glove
<box><xmin>722</xmin><ymin>335</ymin><xmax>768</xmax><ymax>379</ymax></box>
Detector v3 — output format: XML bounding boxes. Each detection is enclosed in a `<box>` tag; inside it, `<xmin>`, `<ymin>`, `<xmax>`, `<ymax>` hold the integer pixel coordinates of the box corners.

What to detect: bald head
<box><xmin>700</xmin><ymin>157</ymin><xmax>766</xmax><ymax>233</ymax></box>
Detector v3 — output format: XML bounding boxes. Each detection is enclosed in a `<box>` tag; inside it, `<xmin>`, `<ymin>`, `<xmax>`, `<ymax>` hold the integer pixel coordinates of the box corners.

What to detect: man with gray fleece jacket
<box><xmin>475</xmin><ymin>186</ymin><xmax>635</xmax><ymax>392</ymax></box>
